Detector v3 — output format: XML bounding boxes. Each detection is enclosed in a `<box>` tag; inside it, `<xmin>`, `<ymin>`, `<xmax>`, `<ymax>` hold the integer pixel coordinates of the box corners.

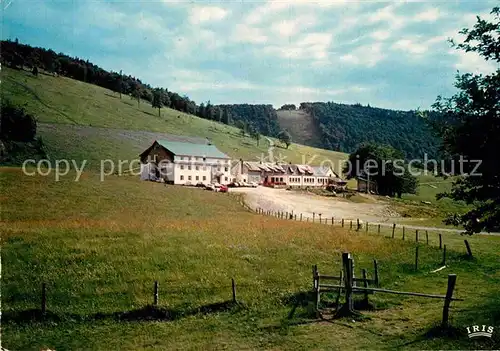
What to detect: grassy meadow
<box><xmin>1</xmin><ymin>68</ymin><xmax>347</xmax><ymax>170</ymax></box>
<box><xmin>1</xmin><ymin>168</ymin><xmax>499</xmax><ymax>350</ymax></box>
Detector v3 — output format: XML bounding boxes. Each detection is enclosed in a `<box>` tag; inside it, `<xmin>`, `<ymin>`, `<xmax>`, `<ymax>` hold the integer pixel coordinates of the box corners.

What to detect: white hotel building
<box><xmin>139</xmin><ymin>140</ymin><xmax>232</xmax><ymax>185</ymax></box>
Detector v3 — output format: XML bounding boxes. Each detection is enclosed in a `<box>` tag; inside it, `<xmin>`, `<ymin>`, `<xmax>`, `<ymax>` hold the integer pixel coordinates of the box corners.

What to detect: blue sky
<box><xmin>2</xmin><ymin>0</ymin><xmax>499</xmax><ymax>110</ymax></box>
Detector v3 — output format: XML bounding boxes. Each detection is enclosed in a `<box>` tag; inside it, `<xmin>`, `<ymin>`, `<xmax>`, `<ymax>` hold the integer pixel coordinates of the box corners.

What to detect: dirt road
<box><xmin>232</xmin><ymin>186</ymin><xmax>499</xmax><ymax>235</ymax></box>
<box><xmin>232</xmin><ymin>186</ymin><xmax>399</xmax><ymax>223</ymax></box>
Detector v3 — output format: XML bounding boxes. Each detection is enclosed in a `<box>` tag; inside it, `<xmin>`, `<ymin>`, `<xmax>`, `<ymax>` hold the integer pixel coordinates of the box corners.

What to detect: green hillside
<box><xmin>1</xmin><ymin>67</ymin><xmax>347</xmax><ymax>170</ymax></box>
<box><xmin>299</xmin><ymin>102</ymin><xmax>441</xmax><ymax>159</ymax></box>
<box><xmin>276</xmin><ymin>109</ymin><xmax>321</xmax><ymax>148</ymax></box>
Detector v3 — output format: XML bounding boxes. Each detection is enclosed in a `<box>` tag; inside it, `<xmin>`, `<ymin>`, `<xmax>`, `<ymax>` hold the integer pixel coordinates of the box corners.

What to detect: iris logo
<box><xmin>466</xmin><ymin>325</ymin><xmax>494</xmax><ymax>338</ymax></box>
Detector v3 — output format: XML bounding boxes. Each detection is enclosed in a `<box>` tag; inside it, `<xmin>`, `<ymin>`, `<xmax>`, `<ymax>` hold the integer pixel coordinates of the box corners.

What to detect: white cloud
<box><xmin>232</xmin><ymin>24</ymin><xmax>268</xmax><ymax>44</ymax></box>
<box><xmin>453</xmin><ymin>51</ymin><xmax>499</xmax><ymax>75</ymax></box>
<box><xmin>371</xmin><ymin>30</ymin><xmax>391</xmax><ymax>41</ymax></box>
<box><xmin>262</xmin><ymin>32</ymin><xmax>332</xmax><ymax>61</ymax></box>
<box><xmin>368</xmin><ymin>3</ymin><xmax>405</xmax><ymax>29</ymax></box>
<box><xmin>339</xmin><ymin>43</ymin><xmax>385</xmax><ymax>67</ymax></box>
<box><xmin>189</xmin><ymin>6</ymin><xmax>228</xmax><ymax>25</ymax></box>
<box><xmin>392</xmin><ymin>39</ymin><xmax>428</xmax><ymax>54</ymax></box>
<box><xmin>413</xmin><ymin>8</ymin><xmax>441</xmax><ymax>22</ymax></box>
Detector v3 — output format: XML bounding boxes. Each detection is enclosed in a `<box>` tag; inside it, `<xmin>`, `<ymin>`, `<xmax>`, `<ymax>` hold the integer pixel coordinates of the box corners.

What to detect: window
<box><xmin>224</xmin><ymin>167</ymin><xmax>228</xmax><ymax>172</ymax></box>
<box><xmin>280</xmin><ymin>177</ymin><xmax>283</xmax><ymax>182</ymax></box>
<box><xmin>203</xmin><ymin>176</ymin><xmax>206</xmax><ymax>181</ymax></box>
<box><xmin>196</xmin><ymin>166</ymin><xmax>199</xmax><ymax>171</ymax></box>
<box><xmin>188</xmin><ymin>165</ymin><xmax>191</xmax><ymax>170</ymax></box>
<box><xmin>196</xmin><ymin>176</ymin><xmax>199</xmax><ymax>181</ymax></box>
<box><xmin>203</xmin><ymin>157</ymin><xmax>206</xmax><ymax>161</ymax></box>
<box><xmin>217</xmin><ymin>167</ymin><xmax>221</xmax><ymax>172</ymax></box>
<box><xmin>188</xmin><ymin>176</ymin><xmax>192</xmax><ymax>181</ymax></box>
<box><xmin>225</xmin><ymin>176</ymin><xmax>228</xmax><ymax>181</ymax></box>
<box><xmin>181</xmin><ymin>157</ymin><xmax>184</xmax><ymax>161</ymax></box>
<box><xmin>180</xmin><ymin>175</ymin><xmax>184</xmax><ymax>180</ymax></box>
<box><xmin>180</xmin><ymin>165</ymin><xmax>184</xmax><ymax>170</ymax></box>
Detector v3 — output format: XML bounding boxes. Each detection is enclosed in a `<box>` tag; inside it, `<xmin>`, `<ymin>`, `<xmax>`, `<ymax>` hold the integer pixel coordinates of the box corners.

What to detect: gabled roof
<box><xmin>152</xmin><ymin>140</ymin><xmax>230</xmax><ymax>159</ymax></box>
<box><xmin>311</xmin><ymin>166</ymin><xmax>339</xmax><ymax>177</ymax></box>
<box><xmin>243</xmin><ymin>161</ymin><xmax>286</xmax><ymax>173</ymax></box>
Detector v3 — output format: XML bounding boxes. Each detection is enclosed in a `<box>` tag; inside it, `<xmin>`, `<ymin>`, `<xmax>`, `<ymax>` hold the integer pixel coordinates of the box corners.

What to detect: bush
<box><xmin>0</xmin><ymin>100</ymin><xmax>37</xmax><ymax>142</ymax></box>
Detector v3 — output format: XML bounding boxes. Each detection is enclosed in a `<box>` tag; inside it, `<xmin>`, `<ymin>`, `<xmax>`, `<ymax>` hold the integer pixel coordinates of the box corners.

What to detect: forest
<box><xmin>299</xmin><ymin>102</ymin><xmax>441</xmax><ymax>159</ymax></box>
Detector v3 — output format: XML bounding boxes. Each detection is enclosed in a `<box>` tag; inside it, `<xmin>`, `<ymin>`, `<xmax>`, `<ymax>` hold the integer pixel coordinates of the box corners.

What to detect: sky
<box><xmin>2</xmin><ymin>0</ymin><xmax>499</xmax><ymax>110</ymax></box>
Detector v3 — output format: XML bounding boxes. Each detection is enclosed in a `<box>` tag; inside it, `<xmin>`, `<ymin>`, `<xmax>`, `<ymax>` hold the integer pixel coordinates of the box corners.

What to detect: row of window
<box><xmin>179</xmin><ymin>156</ymin><xmax>230</xmax><ymax>164</ymax></box>
<box><xmin>180</xmin><ymin>175</ymin><xmax>229</xmax><ymax>182</ymax></box>
<box><xmin>179</xmin><ymin>165</ymin><xmax>228</xmax><ymax>172</ymax></box>
<box><xmin>270</xmin><ymin>177</ymin><xmax>330</xmax><ymax>184</ymax></box>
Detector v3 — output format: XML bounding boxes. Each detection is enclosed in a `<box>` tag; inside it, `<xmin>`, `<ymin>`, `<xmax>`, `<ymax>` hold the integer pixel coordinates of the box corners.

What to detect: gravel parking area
<box><xmin>231</xmin><ymin>186</ymin><xmax>399</xmax><ymax>223</ymax></box>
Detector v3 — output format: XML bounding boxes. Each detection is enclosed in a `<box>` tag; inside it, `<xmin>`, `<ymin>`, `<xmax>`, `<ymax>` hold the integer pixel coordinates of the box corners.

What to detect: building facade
<box><xmin>140</xmin><ymin>140</ymin><xmax>232</xmax><ymax>185</ymax></box>
<box><xmin>230</xmin><ymin>160</ymin><xmax>346</xmax><ymax>189</ymax></box>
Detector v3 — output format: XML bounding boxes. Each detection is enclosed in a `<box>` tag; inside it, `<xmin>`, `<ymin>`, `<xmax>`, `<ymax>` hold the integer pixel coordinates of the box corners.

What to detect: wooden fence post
<box><xmin>439</xmin><ymin>234</ymin><xmax>442</xmax><ymax>249</ymax></box>
<box><xmin>342</xmin><ymin>253</ymin><xmax>354</xmax><ymax>312</ymax></box>
<box><xmin>426</xmin><ymin>231</ymin><xmax>429</xmax><ymax>245</ymax></box>
<box><xmin>41</xmin><ymin>282</ymin><xmax>47</xmax><ymax>314</ymax></box>
<box><xmin>342</xmin><ymin>218</ymin><xmax>345</xmax><ymax>227</ymax></box>
<box><xmin>415</xmin><ymin>246</ymin><xmax>419</xmax><ymax>271</ymax></box>
<box><xmin>392</xmin><ymin>223</ymin><xmax>396</xmax><ymax>238</ymax></box>
<box><xmin>332</xmin><ymin>217</ymin><xmax>334</xmax><ymax>225</ymax></box>
<box><xmin>464</xmin><ymin>240</ymin><xmax>473</xmax><ymax>258</ymax></box>
<box><xmin>366</xmin><ymin>222</ymin><xmax>369</xmax><ymax>233</ymax></box>
<box><xmin>319</xmin><ymin>214</ymin><xmax>322</xmax><ymax>223</ymax></box>
<box><xmin>313</xmin><ymin>212</ymin><xmax>315</xmax><ymax>222</ymax></box>
<box><xmin>442</xmin><ymin>274</ymin><xmax>457</xmax><ymax>328</ymax></box>
<box><xmin>362</xmin><ymin>268</ymin><xmax>369</xmax><ymax>304</ymax></box>
<box><xmin>356</xmin><ymin>218</ymin><xmax>360</xmax><ymax>231</ymax></box>
<box><xmin>307</xmin><ymin>217</ymin><xmax>309</xmax><ymax>222</ymax></box>
<box><xmin>312</xmin><ymin>265</ymin><xmax>320</xmax><ymax>315</ymax></box>
<box><xmin>373</xmin><ymin>259</ymin><xmax>379</xmax><ymax>287</ymax></box>
<box><xmin>300</xmin><ymin>213</ymin><xmax>303</xmax><ymax>221</ymax></box>
<box><xmin>312</xmin><ymin>265</ymin><xmax>318</xmax><ymax>291</ymax></box>
<box><xmin>350</xmin><ymin>220</ymin><xmax>353</xmax><ymax>230</ymax></box>
<box><xmin>442</xmin><ymin>244</ymin><xmax>447</xmax><ymax>265</ymax></box>
<box><xmin>154</xmin><ymin>280</ymin><xmax>159</xmax><ymax>306</ymax></box>
<box><xmin>232</xmin><ymin>278</ymin><xmax>237</xmax><ymax>303</ymax></box>
<box><xmin>416</xmin><ymin>230</ymin><xmax>419</xmax><ymax>243</ymax></box>
<box><xmin>378</xmin><ymin>224</ymin><xmax>381</xmax><ymax>234</ymax></box>
<box><xmin>334</xmin><ymin>270</ymin><xmax>343</xmax><ymax>309</ymax></box>
<box><xmin>294</xmin><ymin>214</ymin><xmax>297</xmax><ymax>221</ymax></box>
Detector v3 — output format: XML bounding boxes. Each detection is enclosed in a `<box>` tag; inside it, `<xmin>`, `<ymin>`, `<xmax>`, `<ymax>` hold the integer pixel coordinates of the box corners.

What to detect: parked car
<box><xmin>249</xmin><ymin>182</ymin><xmax>258</xmax><ymax>188</ymax></box>
<box><xmin>205</xmin><ymin>184</ymin><xmax>215</xmax><ymax>191</ymax></box>
<box><xmin>195</xmin><ymin>182</ymin><xmax>206</xmax><ymax>188</ymax></box>
<box><xmin>219</xmin><ymin>185</ymin><xmax>228</xmax><ymax>193</ymax></box>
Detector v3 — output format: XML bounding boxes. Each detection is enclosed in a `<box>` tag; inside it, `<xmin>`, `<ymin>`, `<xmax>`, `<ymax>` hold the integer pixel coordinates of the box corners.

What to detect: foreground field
<box><xmin>1</xmin><ymin>168</ymin><xmax>499</xmax><ymax>350</ymax></box>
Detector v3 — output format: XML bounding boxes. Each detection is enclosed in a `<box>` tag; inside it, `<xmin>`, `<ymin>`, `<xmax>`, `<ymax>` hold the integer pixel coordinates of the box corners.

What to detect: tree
<box><xmin>31</xmin><ymin>65</ymin><xmax>38</xmax><ymax>76</ymax></box>
<box><xmin>280</xmin><ymin>104</ymin><xmax>296</xmax><ymax>110</ymax></box>
<box><xmin>278</xmin><ymin>130</ymin><xmax>292</xmax><ymax>149</ymax></box>
<box><xmin>0</xmin><ymin>100</ymin><xmax>37</xmax><ymax>142</ymax></box>
<box><xmin>132</xmin><ymin>86</ymin><xmax>141</xmax><ymax>108</ymax></box>
<box><xmin>430</xmin><ymin>7</ymin><xmax>500</xmax><ymax>233</ymax></box>
<box><xmin>152</xmin><ymin>88</ymin><xmax>164</xmax><ymax>117</ymax></box>
<box><xmin>343</xmin><ymin>143</ymin><xmax>418</xmax><ymax>198</ymax></box>
<box><xmin>222</xmin><ymin>108</ymin><xmax>231</xmax><ymax>125</ymax></box>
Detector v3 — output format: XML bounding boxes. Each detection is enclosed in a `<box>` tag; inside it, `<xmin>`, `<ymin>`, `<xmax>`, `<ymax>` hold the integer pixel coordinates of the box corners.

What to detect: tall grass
<box><xmin>1</xmin><ymin>168</ymin><xmax>499</xmax><ymax>350</ymax></box>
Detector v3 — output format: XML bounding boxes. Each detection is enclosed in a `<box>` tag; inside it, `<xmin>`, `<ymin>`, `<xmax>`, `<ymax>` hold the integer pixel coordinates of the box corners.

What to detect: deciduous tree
<box><xmin>431</xmin><ymin>7</ymin><xmax>500</xmax><ymax>233</ymax></box>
